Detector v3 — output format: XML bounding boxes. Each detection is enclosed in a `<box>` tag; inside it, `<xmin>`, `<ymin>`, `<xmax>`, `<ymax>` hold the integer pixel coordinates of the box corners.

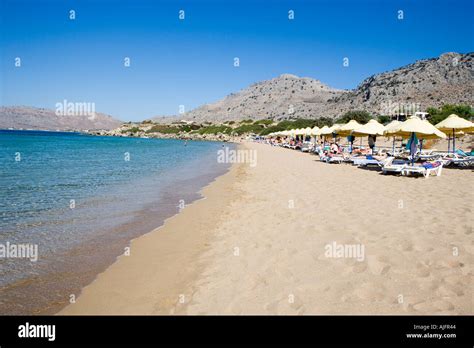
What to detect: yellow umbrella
<box><xmin>294</xmin><ymin>128</ymin><xmax>306</xmax><ymax>136</ymax></box>
<box><xmin>389</xmin><ymin>116</ymin><xmax>446</xmax><ymax>164</ymax></box>
<box><xmin>317</xmin><ymin>125</ymin><xmax>332</xmax><ymax>136</ymax></box>
<box><xmin>329</xmin><ymin>123</ymin><xmax>344</xmax><ymax>134</ymax></box>
<box><xmin>390</xmin><ymin>116</ymin><xmax>446</xmax><ymax>140</ymax></box>
<box><xmin>310</xmin><ymin>126</ymin><xmax>320</xmax><ymax>136</ymax></box>
<box><xmin>384</xmin><ymin>120</ymin><xmax>401</xmax><ymax>135</ymax></box>
<box><xmin>383</xmin><ymin>120</ymin><xmax>402</xmax><ymax>153</ymax></box>
<box><xmin>435</xmin><ymin>114</ymin><xmax>474</xmax><ymax>132</ymax></box>
<box><xmin>351</xmin><ymin>119</ymin><xmax>386</xmax><ymax>153</ymax></box>
<box><xmin>435</xmin><ymin>114</ymin><xmax>474</xmax><ymax>153</ymax></box>
<box><xmin>352</xmin><ymin>119</ymin><xmax>385</xmax><ymax>136</ymax></box>
<box><xmin>337</xmin><ymin>120</ymin><xmax>363</xmax><ymax>136</ymax></box>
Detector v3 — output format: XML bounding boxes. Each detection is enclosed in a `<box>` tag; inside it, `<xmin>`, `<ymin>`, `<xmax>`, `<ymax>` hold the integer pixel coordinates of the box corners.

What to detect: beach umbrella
<box><xmin>336</xmin><ymin>120</ymin><xmax>363</xmax><ymax>152</ymax></box>
<box><xmin>389</xmin><ymin>116</ymin><xmax>447</xmax><ymax>164</ymax></box>
<box><xmin>316</xmin><ymin>125</ymin><xmax>331</xmax><ymax>136</ymax></box>
<box><xmin>337</xmin><ymin>120</ymin><xmax>363</xmax><ymax>137</ymax></box>
<box><xmin>309</xmin><ymin>126</ymin><xmax>320</xmax><ymax>142</ymax></box>
<box><xmin>435</xmin><ymin>114</ymin><xmax>474</xmax><ymax>153</ymax></box>
<box><xmin>384</xmin><ymin>120</ymin><xmax>401</xmax><ymax>134</ymax></box>
<box><xmin>310</xmin><ymin>126</ymin><xmax>320</xmax><ymax>136</ymax></box>
<box><xmin>329</xmin><ymin>123</ymin><xmax>343</xmax><ymax>134</ymax></box>
<box><xmin>351</xmin><ymin>119</ymin><xmax>386</xmax><ymax>153</ymax></box>
<box><xmin>389</xmin><ymin>116</ymin><xmax>447</xmax><ymax>140</ymax></box>
<box><xmin>384</xmin><ymin>120</ymin><xmax>402</xmax><ymax>154</ymax></box>
<box><xmin>352</xmin><ymin>119</ymin><xmax>386</xmax><ymax>136</ymax></box>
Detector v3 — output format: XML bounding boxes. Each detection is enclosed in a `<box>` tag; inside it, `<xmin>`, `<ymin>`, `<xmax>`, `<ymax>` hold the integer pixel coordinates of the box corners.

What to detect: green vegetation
<box><xmin>179</xmin><ymin>124</ymin><xmax>201</xmax><ymax>132</ymax></box>
<box><xmin>240</xmin><ymin>119</ymin><xmax>254</xmax><ymax>124</ymax></box>
<box><xmin>197</xmin><ymin>125</ymin><xmax>233</xmax><ymax>135</ymax></box>
<box><xmin>426</xmin><ymin>104</ymin><xmax>473</xmax><ymax>125</ymax></box>
<box><xmin>145</xmin><ymin>125</ymin><xmax>180</xmax><ymax>134</ymax></box>
<box><xmin>232</xmin><ymin>123</ymin><xmax>264</xmax><ymax>135</ymax></box>
<box><xmin>377</xmin><ymin>115</ymin><xmax>391</xmax><ymax>125</ymax></box>
<box><xmin>253</xmin><ymin>119</ymin><xmax>273</xmax><ymax>126</ymax></box>
<box><xmin>335</xmin><ymin>110</ymin><xmax>372</xmax><ymax>124</ymax></box>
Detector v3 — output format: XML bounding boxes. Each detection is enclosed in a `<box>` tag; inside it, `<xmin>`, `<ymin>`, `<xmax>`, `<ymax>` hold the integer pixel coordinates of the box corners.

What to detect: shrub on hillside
<box><xmin>233</xmin><ymin>124</ymin><xmax>264</xmax><ymax>135</ymax></box>
<box><xmin>427</xmin><ymin>104</ymin><xmax>473</xmax><ymax>125</ymax></box>
<box><xmin>336</xmin><ymin>110</ymin><xmax>372</xmax><ymax>124</ymax></box>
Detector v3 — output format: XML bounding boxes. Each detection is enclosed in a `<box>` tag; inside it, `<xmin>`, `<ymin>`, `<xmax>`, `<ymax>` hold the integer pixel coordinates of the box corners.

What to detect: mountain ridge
<box><xmin>0</xmin><ymin>106</ymin><xmax>122</xmax><ymax>131</ymax></box>
<box><xmin>153</xmin><ymin>51</ymin><xmax>473</xmax><ymax>123</ymax></box>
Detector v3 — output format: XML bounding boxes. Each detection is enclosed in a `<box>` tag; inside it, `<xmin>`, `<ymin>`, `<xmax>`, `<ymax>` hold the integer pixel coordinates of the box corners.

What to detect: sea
<box><xmin>0</xmin><ymin>129</ymin><xmax>233</xmax><ymax>314</ymax></box>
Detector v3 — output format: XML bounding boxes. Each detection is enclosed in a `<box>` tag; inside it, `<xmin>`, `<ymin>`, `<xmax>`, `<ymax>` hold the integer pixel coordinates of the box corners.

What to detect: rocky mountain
<box><xmin>0</xmin><ymin>106</ymin><xmax>122</xmax><ymax>131</ymax></box>
<box><xmin>154</xmin><ymin>52</ymin><xmax>473</xmax><ymax>123</ymax></box>
<box><xmin>154</xmin><ymin>74</ymin><xmax>347</xmax><ymax>123</ymax></box>
<box><xmin>326</xmin><ymin>52</ymin><xmax>474</xmax><ymax>117</ymax></box>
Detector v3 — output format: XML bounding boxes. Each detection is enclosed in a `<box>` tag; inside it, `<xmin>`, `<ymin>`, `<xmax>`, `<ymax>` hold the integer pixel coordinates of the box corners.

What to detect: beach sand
<box><xmin>60</xmin><ymin>142</ymin><xmax>473</xmax><ymax>315</ymax></box>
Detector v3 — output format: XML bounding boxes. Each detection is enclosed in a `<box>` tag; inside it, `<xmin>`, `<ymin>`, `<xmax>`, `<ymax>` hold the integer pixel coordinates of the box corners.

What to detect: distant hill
<box><xmin>153</xmin><ymin>52</ymin><xmax>474</xmax><ymax>123</ymax></box>
<box><xmin>154</xmin><ymin>74</ymin><xmax>346</xmax><ymax>123</ymax></box>
<box><xmin>326</xmin><ymin>52</ymin><xmax>474</xmax><ymax>117</ymax></box>
<box><xmin>0</xmin><ymin>106</ymin><xmax>122</xmax><ymax>131</ymax></box>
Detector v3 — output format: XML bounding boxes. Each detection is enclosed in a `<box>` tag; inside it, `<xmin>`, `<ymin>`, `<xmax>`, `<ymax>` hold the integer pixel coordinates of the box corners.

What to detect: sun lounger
<box><xmin>353</xmin><ymin>156</ymin><xmax>393</xmax><ymax>168</ymax></box>
<box><xmin>320</xmin><ymin>155</ymin><xmax>344</xmax><ymax>163</ymax></box>
<box><xmin>401</xmin><ymin>161</ymin><xmax>443</xmax><ymax>178</ymax></box>
<box><xmin>382</xmin><ymin>158</ymin><xmax>407</xmax><ymax>175</ymax></box>
<box><xmin>449</xmin><ymin>157</ymin><xmax>474</xmax><ymax>167</ymax></box>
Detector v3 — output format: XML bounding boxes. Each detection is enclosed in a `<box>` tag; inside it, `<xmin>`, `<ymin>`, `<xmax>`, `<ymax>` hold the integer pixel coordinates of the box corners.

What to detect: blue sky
<box><xmin>1</xmin><ymin>0</ymin><xmax>473</xmax><ymax>121</ymax></box>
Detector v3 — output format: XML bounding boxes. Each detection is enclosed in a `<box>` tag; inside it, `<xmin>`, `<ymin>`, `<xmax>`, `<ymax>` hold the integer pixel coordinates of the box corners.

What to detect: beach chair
<box><xmin>353</xmin><ymin>156</ymin><xmax>391</xmax><ymax>167</ymax></box>
<box><xmin>382</xmin><ymin>158</ymin><xmax>407</xmax><ymax>175</ymax></box>
<box><xmin>402</xmin><ymin>161</ymin><xmax>443</xmax><ymax>178</ymax></box>
<box><xmin>320</xmin><ymin>154</ymin><xmax>344</xmax><ymax>163</ymax></box>
<box><xmin>327</xmin><ymin>156</ymin><xmax>344</xmax><ymax>164</ymax></box>
<box><xmin>449</xmin><ymin>157</ymin><xmax>474</xmax><ymax>167</ymax></box>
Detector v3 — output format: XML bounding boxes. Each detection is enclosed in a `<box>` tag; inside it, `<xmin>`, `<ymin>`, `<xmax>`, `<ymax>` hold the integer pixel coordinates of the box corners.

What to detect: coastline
<box><xmin>58</xmin><ymin>146</ymin><xmax>245</xmax><ymax>315</ymax></box>
<box><xmin>60</xmin><ymin>142</ymin><xmax>472</xmax><ymax>315</ymax></box>
<box><xmin>0</xmin><ymin>133</ymin><xmax>234</xmax><ymax>315</ymax></box>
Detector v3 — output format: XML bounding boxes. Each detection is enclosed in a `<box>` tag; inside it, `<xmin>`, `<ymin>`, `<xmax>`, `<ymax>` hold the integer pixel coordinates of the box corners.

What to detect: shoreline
<box><xmin>60</xmin><ymin>142</ymin><xmax>472</xmax><ymax>315</ymax></box>
<box><xmin>58</xmin><ymin>147</ymin><xmax>245</xmax><ymax>315</ymax></box>
<box><xmin>0</xmin><ymin>134</ymin><xmax>234</xmax><ymax>315</ymax></box>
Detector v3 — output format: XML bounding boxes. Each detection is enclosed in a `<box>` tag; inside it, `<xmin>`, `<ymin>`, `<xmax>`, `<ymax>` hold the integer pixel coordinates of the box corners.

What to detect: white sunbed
<box><xmin>320</xmin><ymin>155</ymin><xmax>344</xmax><ymax>164</ymax></box>
<box><xmin>449</xmin><ymin>157</ymin><xmax>474</xmax><ymax>167</ymax></box>
<box><xmin>401</xmin><ymin>163</ymin><xmax>443</xmax><ymax>178</ymax></box>
<box><xmin>352</xmin><ymin>157</ymin><xmax>391</xmax><ymax>167</ymax></box>
<box><xmin>382</xmin><ymin>158</ymin><xmax>407</xmax><ymax>175</ymax></box>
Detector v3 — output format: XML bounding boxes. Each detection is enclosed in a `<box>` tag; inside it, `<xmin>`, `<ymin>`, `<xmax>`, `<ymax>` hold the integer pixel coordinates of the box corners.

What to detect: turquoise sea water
<box><xmin>0</xmin><ymin>130</ymin><xmax>232</xmax><ymax>314</ymax></box>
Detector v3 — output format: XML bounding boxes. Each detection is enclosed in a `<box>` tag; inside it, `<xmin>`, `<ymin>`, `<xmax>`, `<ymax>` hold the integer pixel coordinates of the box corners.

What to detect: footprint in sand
<box><xmin>437</xmin><ymin>284</ymin><xmax>464</xmax><ymax>297</ymax></box>
<box><xmin>415</xmin><ymin>263</ymin><xmax>431</xmax><ymax>278</ymax></box>
<box><xmin>399</xmin><ymin>239</ymin><xmax>413</xmax><ymax>252</ymax></box>
<box><xmin>353</xmin><ymin>282</ymin><xmax>386</xmax><ymax>301</ymax></box>
<box><xmin>351</xmin><ymin>262</ymin><xmax>368</xmax><ymax>273</ymax></box>
<box><xmin>433</xmin><ymin>299</ymin><xmax>455</xmax><ymax>312</ymax></box>
<box><xmin>367</xmin><ymin>255</ymin><xmax>391</xmax><ymax>275</ymax></box>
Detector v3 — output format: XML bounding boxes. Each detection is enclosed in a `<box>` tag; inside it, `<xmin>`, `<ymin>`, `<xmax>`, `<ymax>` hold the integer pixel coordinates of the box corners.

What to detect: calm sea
<box><xmin>0</xmin><ymin>130</ymin><xmax>232</xmax><ymax>314</ymax></box>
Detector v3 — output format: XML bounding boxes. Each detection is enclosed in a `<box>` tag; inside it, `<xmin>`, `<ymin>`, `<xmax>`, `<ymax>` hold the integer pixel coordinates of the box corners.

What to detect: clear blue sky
<box><xmin>1</xmin><ymin>0</ymin><xmax>473</xmax><ymax>121</ymax></box>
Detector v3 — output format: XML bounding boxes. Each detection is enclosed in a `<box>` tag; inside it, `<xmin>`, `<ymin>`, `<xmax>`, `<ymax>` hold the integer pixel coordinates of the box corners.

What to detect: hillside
<box><xmin>154</xmin><ymin>74</ymin><xmax>346</xmax><ymax>123</ymax></box>
<box><xmin>154</xmin><ymin>52</ymin><xmax>473</xmax><ymax>123</ymax></box>
<box><xmin>0</xmin><ymin>106</ymin><xmax>122</xmax><ymax>131</ymax></box>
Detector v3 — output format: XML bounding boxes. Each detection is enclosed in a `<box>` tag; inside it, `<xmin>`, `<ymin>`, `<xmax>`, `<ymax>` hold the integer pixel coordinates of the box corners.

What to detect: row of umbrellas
<box><xmin>268</xmin><ymin>114</ymin><xmax>474</xmax><ymax>152</ymax></box>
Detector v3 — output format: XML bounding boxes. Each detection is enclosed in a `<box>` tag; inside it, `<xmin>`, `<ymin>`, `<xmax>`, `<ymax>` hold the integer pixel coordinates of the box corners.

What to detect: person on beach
<box><xmin>368</xmin><ymin>135</ymin><xmax>376</xmax><ymax>154</ymax></box>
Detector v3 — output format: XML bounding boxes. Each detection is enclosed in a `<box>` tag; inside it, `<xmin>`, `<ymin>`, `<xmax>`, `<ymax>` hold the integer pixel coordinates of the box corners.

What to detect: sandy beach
<box><xmin>60</xmin><ymin>142</ymin><xmax>473</xmax><ymax>315</ymax></box>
